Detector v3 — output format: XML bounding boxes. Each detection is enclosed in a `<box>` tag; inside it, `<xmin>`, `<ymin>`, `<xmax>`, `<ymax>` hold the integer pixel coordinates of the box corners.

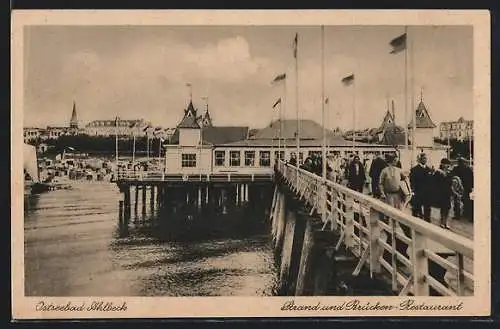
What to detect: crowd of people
<box><xmin>286</xmin><ymin>150</ymin><xmax>474</xmax><ymax>229</ymax></box>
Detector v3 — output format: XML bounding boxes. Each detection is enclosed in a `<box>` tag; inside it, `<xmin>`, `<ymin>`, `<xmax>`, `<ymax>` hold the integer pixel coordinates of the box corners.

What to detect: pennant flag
<box><xmin>272</xmin><ymin>98</ymin><xmax>282</xmax><ymax>109</ymax></box>
<box><xmin>272</xmin><ymin>73</ymin><xmax>286</xmax><ymax>84</ymax></box>
<box><xmin>293</xmin><ymin>33</ymin><xmax>298</xmax><ymax>58</ymax></box>
<box><xmin>325</xmin><ymin>97</ymin><xmax>329</xmax><ymax>104</ymax></box>
<box><xmin>341</xmin><ymin>74</ymin><xmax>355</xmax><ymax>86</ymax></box>
<box><xmin>389</xmin><ymin>33</ymin><xmax>407</xmax><ymax>54</ymax></box>
<box><xmin>142</xmin><ymin>124</ymin><xmax>152</xmax><ymax>132</ymax></box>
<box><xmin>186</xmin><ymin>82</ymin><xmax>192</xmax><ymax>87</ymax></box>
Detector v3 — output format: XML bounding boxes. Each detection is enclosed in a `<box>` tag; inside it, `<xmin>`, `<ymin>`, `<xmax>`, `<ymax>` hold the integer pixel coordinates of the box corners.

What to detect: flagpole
<box><xmin>321</xmin><ymin>26</ymin><xmax>326</xmax><ymax>181</ymax></box>
<box><xmin>321</xmin><ymin>26</ymin><xmax>327</xmax><ymax>224</ymax></box>
<box><xmin>352</xmin><ymin>78</ymin><xmax>356</xmax><ymax>151</ymax></box>
<box><xmin>410</xmin><ymin>28</ymin><xmax>416</xmax><ymax>168</ymax></box>
<box><xmin>132</xmin><ymin>133</ymin><xmax>136</xmax><ymax>164</ymax></box>
<box><xmin>283</xmin><ymin>78</ymin><xmax>287</xmax><ymax>160</ymax></box>
<box><xmin>115</xmin><ymin>117</ymin><xmax>119</xmax><ymax>164</ymax></box>
<box><xmin>146</xmin><ymin>134</ymin><xmax>150</xmax><ymax>161</ymax></box>
<box><xmin>404</xmin><ymin>25</ymin><xmax>409</xmax><ymax>168</ymax></box>
<box><xmin>295</xmin><ymin>33</ymin><xmax>300</xmax><ymax>165</ymax></box>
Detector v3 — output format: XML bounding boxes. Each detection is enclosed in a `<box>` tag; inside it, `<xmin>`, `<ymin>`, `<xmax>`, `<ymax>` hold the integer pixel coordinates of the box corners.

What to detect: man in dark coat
<box><xmin>369</xmin><ymin>152</ymin><xmax>387</xmax><ymax>198</ymax></box>
<box><xmin>409</xmin><ymin>152</ymin><xmax>433</xmax><ymax>221</ymax></box>
<box><xmin>288</xmin><ymin>152</ymin><xmax>297</xmax><ymax>167</ymax></box>
<box><xmin>347</xmin><ymin>155</ymin><xmax>366</xmax><ymax>193</ymax></box>
<box><xmin>450</xmin><ymin>157</ymin><xmax>474</xmax><ymax>220</ymax></box>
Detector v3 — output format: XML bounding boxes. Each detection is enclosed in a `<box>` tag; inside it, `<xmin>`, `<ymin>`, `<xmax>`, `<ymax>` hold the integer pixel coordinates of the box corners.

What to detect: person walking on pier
<box><xmin>347</xmin><ymin>155</ymin><xmax>366</xmax><ymax>193</ymax></box>
<box><xmin>379</xmin><ymin>153</ymin><xmax>405</xmax><ymax>210</ymax></box>
<box><xmin>409</xmin><ymin>152</ymin><xmax>433</xmax><ymax>221</ymax></box>
<box><xmin>450</xmin><ymin>157</ymin><xmax>473</xmax><ymax>220</ymax></box>
<box><xmin>369</xmin><ymin>152</ymin><xmax>387</xmax><ymax>198</ymax></box>
<box><xmin>288</xmin><ymin>152</ymin><xmax>297</xmax><ymax>167</ymax></box>
<box><xmin>433</xmin><ymin>158</ymin><xmax>453</xmax><ymax>229</ymax></box>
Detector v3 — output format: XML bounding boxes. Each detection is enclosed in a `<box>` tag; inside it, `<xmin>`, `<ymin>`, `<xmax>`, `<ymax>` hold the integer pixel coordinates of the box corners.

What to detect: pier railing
<box><xmin>116</xmin><ymin>169</ymin><xmax>273</xmax><ymax>183</ymax></box>
<box><xmin>276</xmin><ymin>160</ymin><xmax>474</xmax><ymax>296</ymax></box>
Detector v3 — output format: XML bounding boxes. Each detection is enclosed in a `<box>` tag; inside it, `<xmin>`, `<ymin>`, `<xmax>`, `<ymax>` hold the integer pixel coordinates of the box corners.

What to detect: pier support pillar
<box><xmin>134</xmin><ymin>185</ymin><xmax>139</xmax><ymax>216</ymax></box>
<box><xmin>142</xmin><ymin>185</ymin><xmax>147</xmax><ymax>217</ymax></box>
<box><xmin>296</xmin><ymin>218</ymin><xmax>338</xmax><ymax>296</ymax></box>
<box><xmin>278</xmin><ymin>195</ymin><xmax>307</xmax><ymax>295</ymax></box>
<box><xmin>150</xmin><ymin>185</ymin><xmax>155</xmax><ymax>215</ymax></box>
<box><xmin>274</xmin><ymin>190</ymin><xmax>287</xmax><ymax>257</ymax></box>
<box><xmin>197</xmin><ymin>186</ymin><xmax>202</xmax><ymax>209</ymax></box>
<box><xmin>205</xmin><ymin>185</ymin><xmax>209</xmax><ymax>205</ymax></box>
<box><xmin>221</xmin><ymin>188</ymin><xmax>228</xmax><ymax>215</ymax></box>
<box><xmin>123</xmin><ymin>186</ymin><xmax>131</xmax><ymax>220</ymax></box>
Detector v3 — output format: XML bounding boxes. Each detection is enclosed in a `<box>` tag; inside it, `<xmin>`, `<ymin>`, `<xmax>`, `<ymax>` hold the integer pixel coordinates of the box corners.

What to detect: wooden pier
<box><xmin>115</xmin><ymin>163</ymin><xmax>474</xmax><ymax>296</ymax></box>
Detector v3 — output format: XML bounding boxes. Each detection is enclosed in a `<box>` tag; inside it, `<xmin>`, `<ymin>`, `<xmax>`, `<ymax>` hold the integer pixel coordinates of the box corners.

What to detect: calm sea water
<box><xmin>24</xmin><ymin>182</ymin><xmax>279</xmax><ymax>296</ymax></box>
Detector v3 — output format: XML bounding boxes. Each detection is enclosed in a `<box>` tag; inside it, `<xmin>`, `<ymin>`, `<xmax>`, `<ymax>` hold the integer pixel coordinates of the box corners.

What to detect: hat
<box><xmin>440</xmin><ymin>158</ymin><xmax>451</xmax><ymax>165</ymax></box>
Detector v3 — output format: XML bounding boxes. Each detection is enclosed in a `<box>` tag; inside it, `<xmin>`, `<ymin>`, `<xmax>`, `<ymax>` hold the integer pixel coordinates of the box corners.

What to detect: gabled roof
<box><xmin>178</xmin><ymin>100</ymin><xmax>200</xmax><ymax>129</ymax></box>
<box><xmin>250</xmin><ymin>119</ymin><xmax>331</xmax><ymax>140</ymax></box>
<box><xmin>408</xmin><ymin>101</ymin><xmax>437</xmax><ymax>129</ymax></box>
<box><xmin>169</xmin><ymin>126</ymin><xmax>249</xmax><ymax>145</ymax></box>
<box><xmin>202</xmin><ymin>110</ymin><xmax>213</xmax><ymax>127</ymax></box>
<box><xmin>379</xmin><ymin>110</ymin><xmax>395</xmax><ymax>131</ymax></box>
<box><xmin>202</xmin><ymin>126</ymin><xmax>249</xmax><ymax>145</ymax></box>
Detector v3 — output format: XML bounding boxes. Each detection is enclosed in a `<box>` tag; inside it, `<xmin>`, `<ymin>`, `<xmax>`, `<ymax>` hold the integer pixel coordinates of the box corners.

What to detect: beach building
<box><xmin>164</xmin><ymin>99</ymin><xmax>396</xmax><ymax>175</ymax></box>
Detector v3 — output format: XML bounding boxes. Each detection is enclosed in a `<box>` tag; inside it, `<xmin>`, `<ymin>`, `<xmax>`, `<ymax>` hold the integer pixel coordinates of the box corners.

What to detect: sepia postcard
<box><xmin>11</xmin><ymin>10</ymin><xmax>491</xmax><ymax>319</ymax></box>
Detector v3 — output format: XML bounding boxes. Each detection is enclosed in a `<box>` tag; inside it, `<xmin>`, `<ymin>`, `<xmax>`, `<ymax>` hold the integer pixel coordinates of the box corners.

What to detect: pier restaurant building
<box><xmin>164</xmin><ymin>100</ymin><xmax>395</xmax><ymax>176</ymax></box>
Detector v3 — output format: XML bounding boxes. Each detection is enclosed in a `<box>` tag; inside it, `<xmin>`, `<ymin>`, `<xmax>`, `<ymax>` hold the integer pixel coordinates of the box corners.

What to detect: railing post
<box><xmin>456</xmin><ymin>252</ymin><xmax>465</xmax><ymax>296</ymax></box>
<box><xmin>344</xmin><ymin>195</ymin><xmax>355</xmax><ymax>248</ymax></box>
<box><xmin>329</xmin><ymin>186</ymin><xmax>338</xmax><ymax>231</ymax></box>
<box><xmin>410</xmin><ymin>228</ymin><xmax>429</xmax><ymax>296</ymax></box>
<box><xmin>368</xmin><ymin>207</ymin><xmax>382</xmax><ymax>276</ymax></box>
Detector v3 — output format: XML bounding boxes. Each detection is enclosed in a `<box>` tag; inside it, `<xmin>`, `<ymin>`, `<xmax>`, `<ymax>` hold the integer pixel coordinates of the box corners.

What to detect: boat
<box><xmin>24</xmin><ymin>144</ymin><xmax>40</xmax><ymax>195</ymax></box>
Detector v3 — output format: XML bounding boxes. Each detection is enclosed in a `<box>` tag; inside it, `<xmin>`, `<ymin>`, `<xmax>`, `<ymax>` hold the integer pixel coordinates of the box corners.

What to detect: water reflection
<box><xmin>24</xmin><ymin>182</ymin><xmax>278</xmax><ymax>296</ymax></box>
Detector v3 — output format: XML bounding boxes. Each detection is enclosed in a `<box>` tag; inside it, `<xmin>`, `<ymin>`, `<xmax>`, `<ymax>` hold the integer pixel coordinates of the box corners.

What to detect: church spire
<box><xmin>70</xmin><ymin>101</ymin><xmax>78</xmax><ymax>129</ymax></box>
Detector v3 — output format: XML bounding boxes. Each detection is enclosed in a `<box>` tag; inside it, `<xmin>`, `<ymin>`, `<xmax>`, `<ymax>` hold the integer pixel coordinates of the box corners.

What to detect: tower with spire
<box><xmin>69</xmin><ymin>101</ymin><xmax>79</xmax><ymax>133</ymax></box>
<box><xmin>408</xmin><ymin>88</ymin><xmax>437</xmax><ymax>148</ymax></box>
<box><xmin>177</xmin><ymin>100</ymin><xmax>201</xmax><ymax>146</ymax></box>
<box><xmin>201</xmin><ymin>105</ymin><xmax>213</xmax><ymax>128</ymax></box>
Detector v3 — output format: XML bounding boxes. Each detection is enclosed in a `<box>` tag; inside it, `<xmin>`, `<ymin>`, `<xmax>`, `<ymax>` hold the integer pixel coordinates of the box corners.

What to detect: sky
<box><xmin>24</xmin><ymin>25</ymin><xmax>473</xmax><ymax>131</ymax></box>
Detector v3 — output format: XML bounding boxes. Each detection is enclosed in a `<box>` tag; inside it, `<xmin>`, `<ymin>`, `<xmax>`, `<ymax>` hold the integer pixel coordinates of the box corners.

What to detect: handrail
<box><xmin>276</xmin><ymin>159</ymin><xmax>474</xmax><ymax>296</ymax></box>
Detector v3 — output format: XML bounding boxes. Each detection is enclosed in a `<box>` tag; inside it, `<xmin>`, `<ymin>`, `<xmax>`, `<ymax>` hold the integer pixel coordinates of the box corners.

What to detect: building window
<box><xmin>245</xmin><ymin>151</ymin><xmax>256</xmax><ymax>166</ymax></box>
<box><xmin>230</xmin><ymin>151</ymin><xmax>241</xmax><ymax>166</ymax></box>
<box><xmin>181</xmin><ymin>154</ymin><xmax>196</xmax><ymax>167</ymax></box>
<box><xmin>274</xmin><ymin>151</ymin><xmax>285</xmax><ymax>161</ymax></box>
<box><xmin>215</xmin><ymin>151</ymin><xmax>225</xmax><ymax>166</ymax></box>
<box><xmin>259</xmin><ymin>151</ymin><xmax>270</xmax><ymax>167</ymax></box>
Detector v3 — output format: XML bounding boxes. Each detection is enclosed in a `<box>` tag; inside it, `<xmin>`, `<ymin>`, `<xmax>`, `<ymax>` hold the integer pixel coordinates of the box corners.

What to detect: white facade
<box><xmin>409</xmin><ymin>127</ymin><xmax>435</xmax><ymax>148</ymax></box>
<box><xmin>164</xmin><ymin>145</ymin><xmax>212</xmax><ymax>175</ymax></box>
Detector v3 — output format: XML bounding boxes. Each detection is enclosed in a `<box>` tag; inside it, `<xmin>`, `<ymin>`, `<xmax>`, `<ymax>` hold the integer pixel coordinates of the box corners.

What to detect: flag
<box><xmin>272</xmin><ymin>98</ymin><xmax>282</xmax><ymax>109</ymax></box>
<box><xmin>325</xmin><ymin>97</ymin><xmax>329</xmax><ymax>104</ymax></box>
<box><xmin>389</xmin><ymin>33</ymin><xmax>407</xmax><ymax>54</ymax></box>
<box><xmin>272</xmin><ymin>73</ymin><xmax>286</xmax><ymax>84</ymax></box>
<box><xmin>341</xmin><ymin>74</ymin><xmax>355</xmax><ymax>86</ymax></box>
<box><xmin>186</xmin><ymin>82</ymin><xmax>192</xmax><ymax>87</ymax></box>
<box><xmin>142</xmin><ymin>124</ymin><xmax>152</xmax><ymax>132</ymax></box>
<box><xmin>293</xmin><ymin>33</ymin><xmax>298</xmax><ymax>58</ymax></box>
